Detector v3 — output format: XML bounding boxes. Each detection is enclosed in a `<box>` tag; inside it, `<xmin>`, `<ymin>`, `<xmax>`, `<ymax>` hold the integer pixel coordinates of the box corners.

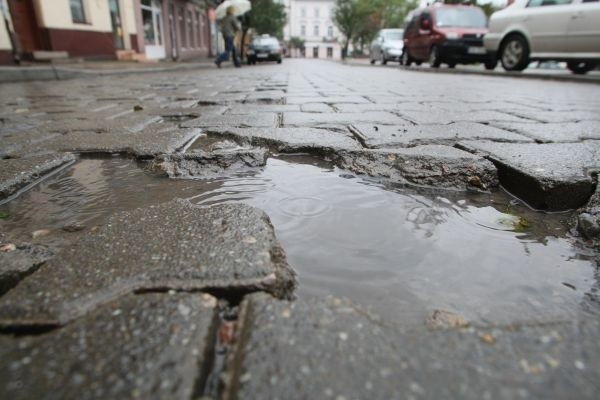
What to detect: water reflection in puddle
<box><xmin>0</xmin><ymin>156</ymin><xmax>596</xmax><ymax>330</ymax></box>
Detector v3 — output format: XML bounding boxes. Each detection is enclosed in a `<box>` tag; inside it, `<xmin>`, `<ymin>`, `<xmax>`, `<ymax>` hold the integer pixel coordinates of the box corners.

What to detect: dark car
<box><xmin>247</xmin><ymin>35</ymin><xmax>283</xmax><ymax>65</ymax></box>
<box><xmin>402</xmin><ymin>4</ymin><xmax>497</xmax><ymax>69</ymax></box>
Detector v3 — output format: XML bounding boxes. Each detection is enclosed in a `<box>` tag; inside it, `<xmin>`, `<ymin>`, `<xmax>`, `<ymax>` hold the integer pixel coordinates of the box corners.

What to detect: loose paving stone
<box><xmin>244</xmin><ymin>90</ymin><xmax>285</xmax><ymax>104</ymax></box>
<box><xmin>148</xmin><ymin>147</ymin><xmax>268</xmax><ymax>179</ymax></box>
<box><xmin>0</xmin><ymin>199</ymin><xmax>296</xmax><ymax>327</ymax></box>
<box><xmin>283</xmin><ymin>111</ymin><xmax>410</xmax><ymax>127</ymax></box>
<box><xmin>0</xmin><ymin>243</ymin><xmax>53</xmax><ymax>296</ymax></box>
<box><xmin>334</xmin><ymin>145</ymin><xmax>498</xmax><ymax>190</ymax></box>
<box><xmin>0</xmin><ymin>292</ymin><xmax>217</xmax><ymax>400</ymax></box>
<box><xmin>205</xmin><ymin>127</ymin><xmax>362</xmax><ymax>152</ymax></box>
<box><xmin>351</xmin><ymin>122</ymin><xmax>532</xmax><ymax>149</ymax></box>
<box><xmin>10</xmin><ymin>127</ymin><xmax>202</xmax><ymax>158</ymax></box>
<box><xmin>226</xmin><ymin>293</ymin><xmax>600</xmax><ymax>400</ymax></box>
<box><xmin>0</xmin><ymin>153</ymin><xmax>76</xmax><ymax>200</ymax></box>
<box><xmin>285</xmin><ymin>95</ymin><xmax>371</xmax><ymax>104</ymax></box>
<box><xmin>491</xmin><ymin>121</ymin><xmax>600</xmax><ymax>143</ymax></box>
<box><xmin>460</xmin><ymin>141</ymin><xmax>600</xmax><ymax>210</ymax></box>
<box><xmin>181</xmin><ymin>113</ymin><xmax>279</xmax><ymax>128</ymax></box>
<box><xmin>578</xmin><ymin>186</ymin><xmax>600</xmax><ymax>240</ymax></box>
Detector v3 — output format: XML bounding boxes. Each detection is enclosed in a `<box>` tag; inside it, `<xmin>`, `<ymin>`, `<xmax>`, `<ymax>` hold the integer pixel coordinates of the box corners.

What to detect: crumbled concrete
<box><xmin>351</xmin><ymin>122</ymin><xmax>532</xmax><ymax>149</ymax></box>
<box><xmin>206</xmin><ymin>127</ymin><xmax>362</xmax><ymax>152</ymax></box>
<box><xmin>225</xmin><ymin>293</ymin><xmax>600</xmax><ymax>400</ymax></box>
<box><xmin>334</xmin><ymin>145</ymin><xmax>498</xmax><ymax>190</ymax></box>
<box><xmin>0</xmin><ymin>243</ymin><xmax>53</xmax><ymax>296</ymax></box>
<box><xmin>0</xmin><ymin>293</ymin><xmax>217</xmax><ymax>400</ymax></box>
<box><xmin>0</xmin><ymin>153</ymin><xmax>76</xmax><ymax>200</ymax></box>
<box><xmin>460</xmin><ymin>141</ymin><xmax>600</xmax><ymax>210</ymax></box>
<box><xmin>148</xmin><ymin>147</ymin><xmax>268</xmax><ymax>179</ymax></box>
<box><xmin>0</xmin><ymin>199</ymin><xmax>296</xmax><ymax>327</ymax></box>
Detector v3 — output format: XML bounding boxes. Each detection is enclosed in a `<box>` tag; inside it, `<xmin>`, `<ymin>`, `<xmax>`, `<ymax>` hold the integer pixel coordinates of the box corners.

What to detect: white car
<box><xmin>484</xmin><ymin>0</ymin><xmax>600</xmax><ymax>74</ymax></box>
<box><xmin>370</xmin><ymin>29</ymin><xmax>404</xmax><ymax>65</ymax></box>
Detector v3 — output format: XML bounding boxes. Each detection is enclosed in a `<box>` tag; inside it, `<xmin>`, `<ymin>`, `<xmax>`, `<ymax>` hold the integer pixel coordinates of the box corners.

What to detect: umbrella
<box><xmin>215</xmin><ymin>0</ymin><xmax>251</xmax><ymax>19</ymax></box>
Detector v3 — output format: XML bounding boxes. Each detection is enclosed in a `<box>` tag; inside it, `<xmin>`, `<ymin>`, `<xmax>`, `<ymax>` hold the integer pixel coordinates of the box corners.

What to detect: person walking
<box><xmin>215</xmin><ymin>6</ymin><xmax>241</xmax><ymax>68</ymax></box>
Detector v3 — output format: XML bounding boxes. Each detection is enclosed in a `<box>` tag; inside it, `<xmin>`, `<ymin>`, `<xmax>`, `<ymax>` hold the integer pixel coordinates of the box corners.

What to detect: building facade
<box><xmin>281</xmin><ymin>0</ymin><xmax>341</xmax><ymax>59</ymax></box>
<box><xmin>0</xmin><ymin>0</ymin><xmax>212</xmax><ymax>65</ymax></box>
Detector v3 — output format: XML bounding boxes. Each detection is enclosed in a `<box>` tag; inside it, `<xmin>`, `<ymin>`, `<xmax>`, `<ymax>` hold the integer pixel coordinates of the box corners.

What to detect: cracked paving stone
<box><xmin>351</xmin><ymin>122</ymin><xmax>532</xmax><ymax>149</ymax></box>
<box><xmin>0</xmin><ymin>199</ymin><xmax>296</xmax><ymax>327</ymax></box>
<box><xmin>285</xmin><ymin>95</ymin><xmax>370</xmax><ymax>105</ymax></box>
<box><xmin>578</xmin><ymin>185</ymin><xmax>600</xmax><ymax>240</ymax></box>
<box><xmin>225</xmin><ymin>293</ymin><xmax>600</xmax><ymax>400</ymax></box>
<box><xmin>299</xmin><ymin>103</ymin><xmax>333</xmax><ymax>113</ymax></box>
<box><xmin>206</xmin><ymin>127</ymin><xmax>362</xmax><ymax>152</ymax></box>
<box><xmin>283</xmin><ymin>111</ymin><xmax>410</xmax><ymax>127</ymax></box>
<box><xmin>181</xmin><ymin>113</ymin><xmax>279</xmax><ymax>128</ymax></box>
<box><xmin>508</xmin><ymin>110</ymin><xmax>600</xmax><ymax>124</ymax></box>
<box><xmin>227</xmin><ymin>104</ymin><xmax>300</xmax><ymax>114</ymax></box>
<box><xmin>148</xmin><ymin>147</ymin><xmax>268</xmax><ymax>179</ymax></box>
<box><xmin>334</xmin><ymin>145</ymin><xmax>498</xmax><ymax>191</ymax></box>
<box><xmin>0</xmin><ymin>153</ymin><xmax>76</xmax><ymax>200</ymax></box>
<box><xmin>460</xmin><ymin>140</ymin><xmax>600</xmax><ymax>210</ymax></box>
<box><xmin>491</xmin><ymin>121</ymin><xmax>600</xmax><ymax>143</ymax></box>
<box><xmin>0</xmin><ymin>292</ymin><xmax>217</xmax><ymax>400</ymax></box>
<box><xmin>0</xmin><ymin>243</ymin><xmax>53</xmax><ymax>296</ymax></box>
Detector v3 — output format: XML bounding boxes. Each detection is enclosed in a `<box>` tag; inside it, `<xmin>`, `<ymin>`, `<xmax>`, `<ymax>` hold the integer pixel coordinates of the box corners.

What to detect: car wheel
<box><xmin>567</xmin><ymin>61</ymin><xmax>595</xmax><ymax>75</ymax></box>
<box><xmin>447</xmin><ymin>62</ymin><xmax>456</xmax><ymax>69</ymax></box>
<box><xmin>402</xmin><ymin>51</ymin><xmax>412</xmax><ymax>66</ymax></box>
<box><xmin>415</xmin><ymin>61</ymin><xmax>422</xmax><ymax>66</ymax></box>
<box><xmin>370</xmin><ymin>58</ymin><xmax>376</xmax><ymax>65</ymax></box>
<box><xmin>380</xmin><ymin>52</ymin><xmax>387</xmax><ymax>65</ymax></box>
<box><xmin>484</xmin><ymin>59</ymin><xmax>498</xmax><ymax>70</ymax></box>
<box><xmin>500</xmin><ymin>35</ymin><xmax>529</xmax><ymax>72</ymax></box>
<box><xmin>277</xmin><ymin>58</ymin><xmax>282</xmax><ymax>64</ymax></box>
<box><xmin>429</xmin><ymin>46</ymin><xmax>441</xmax><ymax>68</ymax></box>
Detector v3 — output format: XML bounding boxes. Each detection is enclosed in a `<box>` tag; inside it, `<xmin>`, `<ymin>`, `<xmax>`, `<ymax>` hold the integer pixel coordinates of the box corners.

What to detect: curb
<box><xmin>0</xmin><ymin>62</ymin><xmax>215</xmax><ymax>84</ymax></box>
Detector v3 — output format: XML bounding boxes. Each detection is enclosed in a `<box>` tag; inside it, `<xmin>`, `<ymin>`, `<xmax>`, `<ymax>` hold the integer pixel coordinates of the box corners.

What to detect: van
<box><xmin>402</xmin><ymin>4</ymin><xmax>497</xmax><ymax>69</ymax></box>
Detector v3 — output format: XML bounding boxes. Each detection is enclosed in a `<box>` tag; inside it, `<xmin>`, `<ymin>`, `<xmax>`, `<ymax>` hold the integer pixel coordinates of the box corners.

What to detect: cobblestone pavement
<box><xmin>1</xmin><ymin>59</ymin><xmax>599</xmax><ymax>399</ymax></box>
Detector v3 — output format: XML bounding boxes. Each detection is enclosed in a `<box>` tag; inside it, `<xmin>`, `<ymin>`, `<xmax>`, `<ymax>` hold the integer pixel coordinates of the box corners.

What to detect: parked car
<box><xmin>370</xmin><ymin>29</ymin><xmax>405</xmax><ymax>64</ymax></box>
<box><xmin>484</xmin><ymin>0</ymin><xmax>600</xmax><ymax>74</ymax></box>
<box><xmin>247</xmin><ymin>35</ymin><xmax>283</xmax><ymax>65</ymax></box>
<box><xmin>402</xmin><ymin>4</ymin><xmax>497</xmax><ymax>69</ymax></box>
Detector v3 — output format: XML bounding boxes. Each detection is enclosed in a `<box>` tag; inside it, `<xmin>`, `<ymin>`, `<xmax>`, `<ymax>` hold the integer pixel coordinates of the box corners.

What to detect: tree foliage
<box><xmin>289</xmin><ymin>36</ymin><xmax>305</xmax><ymax>49</ymax></box>
<box><xmin>333</xmin><ymin>0</ymin><xmax>417</xmax><ymax>58</ymax></box>
<box><xmin>247</xmin><ymin>0</ymin><xmax>287</xmax><ymax>39</ymax></box>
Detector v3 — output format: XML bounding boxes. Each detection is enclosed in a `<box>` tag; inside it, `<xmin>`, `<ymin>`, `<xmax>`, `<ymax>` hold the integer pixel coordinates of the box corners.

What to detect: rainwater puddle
<box><xmin>0</xmin><ymin>156</ymin><xmax>597</xmax><ymax>330</ymax></box>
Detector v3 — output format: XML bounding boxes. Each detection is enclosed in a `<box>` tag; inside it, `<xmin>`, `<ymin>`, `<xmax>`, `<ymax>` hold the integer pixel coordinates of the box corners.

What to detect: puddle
<box><xmin>0</xmin><ymin>156</ymin><xmax>597</xmax><ymax>330</ymax></box>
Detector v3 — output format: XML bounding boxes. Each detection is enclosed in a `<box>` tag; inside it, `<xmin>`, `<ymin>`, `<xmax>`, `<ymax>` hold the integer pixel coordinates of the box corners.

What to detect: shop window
<box><xmin>327</xmin><ymin>47</ymin><xmax>333</xmax><ymax>58</ymax></box>
<box><xmin>70</xmin><ymin>0</ymin><xmax>86</xmax><ymax>23</ymax></box>
<box><xmin>179</xmin><ymin>7</ymin><xmax>186</xmax><ymax>48</ymax></box>
<box><xmin>187</xmin><ymin>10</ymin><xmax>193</xmax><ymax>48</ymax></box>
<box><xmin>313</xmin><ymin>47</ymin><xmax>318</xmax><ymax>58</ymax></box>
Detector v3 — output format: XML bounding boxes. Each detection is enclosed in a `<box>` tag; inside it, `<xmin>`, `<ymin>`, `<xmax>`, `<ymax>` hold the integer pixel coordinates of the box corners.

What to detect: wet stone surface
<box><xmin>0</xmin><ymin>153</ymin><xmax>76</xmax><ymax>200</ymax></box>
<box><xmin>0</xmin><ymin>199</ymin><xmax>295</xmax><ymax>327</ymax></box>
<box><xmin>0</xmin><ymin>293</ymin><xmax>217</xmax><ymax>400</ymax></box>
<box><xmin>0</xmin><ymin>243</ymin><xmax>53</xmax><ymax>296</ymax></box>
<box><xmin>230</xmin><ymin>293</ymin><xmax>600</xmax><ymax>400</ymax></box>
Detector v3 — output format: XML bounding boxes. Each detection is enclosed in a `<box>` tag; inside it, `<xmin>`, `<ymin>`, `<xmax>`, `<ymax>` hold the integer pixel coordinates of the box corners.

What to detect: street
<box><xmin>1</xmin><ymin>59</ymin><xmax>599</xmax><ymax>399</ymax></box>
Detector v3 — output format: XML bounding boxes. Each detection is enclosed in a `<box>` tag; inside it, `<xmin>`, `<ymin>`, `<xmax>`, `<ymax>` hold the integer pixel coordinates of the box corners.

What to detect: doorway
<box><xmin>141</xmin><ymin>0</ymin><xmax>165</xmax><ymax>59</ymax></box>
<box><xmin>7</xmin><ymin>0</ymin><xmax>42</xmax><ymax>53</ymax></box>
<box><xmin>108</xmin><ymin>0</ymin><xmax>124</xmax><ymax>49</ymax></box>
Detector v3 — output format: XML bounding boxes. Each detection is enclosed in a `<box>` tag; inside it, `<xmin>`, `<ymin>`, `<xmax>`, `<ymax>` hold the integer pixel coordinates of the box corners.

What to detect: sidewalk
<box><xmin>0</xmin><ymin>59</ymin><xmax>216</xmax><ymax>83</ymax></box>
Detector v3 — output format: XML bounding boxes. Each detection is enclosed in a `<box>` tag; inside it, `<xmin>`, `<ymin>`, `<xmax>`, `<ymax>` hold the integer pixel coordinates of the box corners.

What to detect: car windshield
<box><xmin>435</xmin><ymin>8</ymin><xmax>486</xmax><ymax>28</ymax></box>
<box><xmin>383</xmin><ymin>31</ymin><xmax>403</xmax><ymax>40</ymax></box>
<box><xmin>253</xmin><ymin>38</ymin><xmax>279</xmax><ymax>47</ymax></box>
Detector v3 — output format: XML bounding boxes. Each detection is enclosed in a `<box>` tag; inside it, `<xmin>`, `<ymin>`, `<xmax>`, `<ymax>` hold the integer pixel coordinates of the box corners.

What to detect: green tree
<box><xmin>288</xmin><ymin>36</ymin><xmax>305</xmax><ymax>50</ymax></box>
<box><xmin>333</xmin><ymin>0</ymin><xmax>369</xmax><ymax>59</ymax></box>
<box><xmin>247</xmin><ymin>0</ymin><xmax>287</xmax><ymax>39</ymax></box>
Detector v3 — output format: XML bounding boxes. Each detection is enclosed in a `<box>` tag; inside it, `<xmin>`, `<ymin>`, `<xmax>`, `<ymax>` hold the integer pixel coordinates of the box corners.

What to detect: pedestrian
<box><xmin>215</xmin><ymin>6</ymin><xmax>241</xmax><ymax>68</ymax></box>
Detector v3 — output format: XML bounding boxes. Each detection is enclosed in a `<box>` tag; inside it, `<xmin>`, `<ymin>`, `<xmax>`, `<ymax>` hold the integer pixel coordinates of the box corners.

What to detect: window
<box><xmin>187</xmin><ymin>10</ymin><xmax>193</xmax><ymax>47</ymax></box>
<box><xmin>527</xmin><ymin>0</ymin><xmax>572</xmax><ymax>6</ymax></box>
<box><xmin>327</xmin><ymin>47</ymin><xmax>333</xmax><ymax>58</ymax></box>
<box><xmin>300</xmin><ymin>25</ymin><xmax>306</xmax><ymax>36</ymax></box>
<box><xmin>327</xmin><ymin>26</ymin><xmax>333</xmax><ymax>37</ymax></box>
<box><xmin>315</xmin><ymin>7</ymin><xmax>319</xmax><ymax>17</ymax></box>
<box><xmin>70</xmin><ymin>0</ymin><xmax>86</xmax><ymax>23</ymax></box>
<box><xmin>179</xmin><ymin>7</ymin><xmax>186</xmax><ymax>48</ymax></box>
<box><xmin>301</xmin><ymin>7</ymin><xmax>306</xmax><ymax>17</ymax></box>
<box><xmin>314</xmin><ymin>25</ymin><xmax>319</xmax><ymax>36</ymax></box>
<box><xmin>313</xmin><ymin>47</ymin><xmax>319</xmax><ymax>58</ymax></box>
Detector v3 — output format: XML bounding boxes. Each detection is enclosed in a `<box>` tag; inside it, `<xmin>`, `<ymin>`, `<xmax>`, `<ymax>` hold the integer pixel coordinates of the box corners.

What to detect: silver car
<box><xmin>484</xmin><ymin>0</ymin><xmax>600</xmax><ymax>74</ymax></box>
<box><xmin>370</xmin><ymin>29</ymin><xmax>404</xmax><ymax>65</ymax></box>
